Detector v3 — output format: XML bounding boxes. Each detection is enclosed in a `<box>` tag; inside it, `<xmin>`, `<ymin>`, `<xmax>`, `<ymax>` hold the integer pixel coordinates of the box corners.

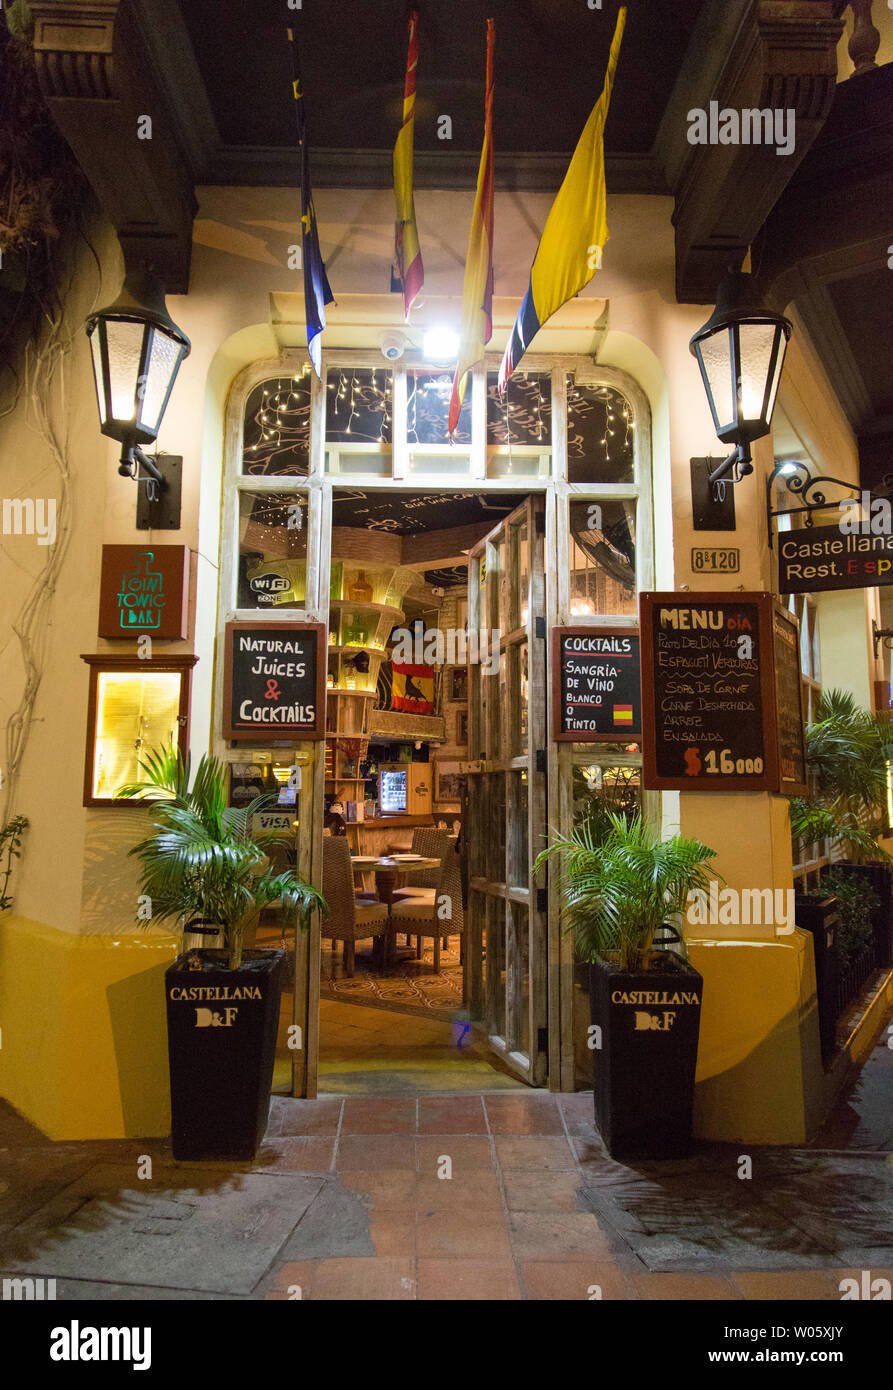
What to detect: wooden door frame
<box><xmin>466</xmin><ymin>494</ymin><xmax>549</xmax><ymax>1084</ymax></box>
<box><xmin>216</xmin><ymin>355</ymin><xmax>652</xmax><ymax>1097</ymax></box>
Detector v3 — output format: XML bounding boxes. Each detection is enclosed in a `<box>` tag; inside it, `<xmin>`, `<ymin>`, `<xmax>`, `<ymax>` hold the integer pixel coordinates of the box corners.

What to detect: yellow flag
<box><xmin>499</xmin><ymin>7</ymin><xmax>625</xmax><ymax>389</ymax></box>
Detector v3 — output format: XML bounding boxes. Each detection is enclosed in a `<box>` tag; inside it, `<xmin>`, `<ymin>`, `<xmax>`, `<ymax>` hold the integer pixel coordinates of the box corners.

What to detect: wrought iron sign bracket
<box><xmin>765</xmin><ymin>460</ymin><xmax>862</xmax><ymax>550</ymax></box>
<box><xmin>872</xmin><ymin>621</ymin><xmax>893</xmax><ymax>660</ymax></box>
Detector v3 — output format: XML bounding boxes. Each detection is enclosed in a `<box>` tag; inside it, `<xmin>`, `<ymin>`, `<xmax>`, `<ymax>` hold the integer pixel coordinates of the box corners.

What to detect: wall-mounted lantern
<box><xmin>85</xmin><ymin>270</ymin><xmax>190</xmax><ymax>491</ymax></box>
<box><xmin>689</xmin><ymin>271</ymin><xmax>792</xmax><ymax>487</ymax></box>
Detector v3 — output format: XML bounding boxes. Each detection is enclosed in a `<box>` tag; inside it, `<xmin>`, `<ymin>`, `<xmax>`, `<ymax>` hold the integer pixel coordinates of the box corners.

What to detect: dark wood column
<box><xmin>29</xmin><ymin>0</ymin><xmax>200</xmax><ymax>291</ymax></box>
<box><xmin>665</xmin><ymin>0</ymin><xmax>844</xmax><ymax>304</ymax></box>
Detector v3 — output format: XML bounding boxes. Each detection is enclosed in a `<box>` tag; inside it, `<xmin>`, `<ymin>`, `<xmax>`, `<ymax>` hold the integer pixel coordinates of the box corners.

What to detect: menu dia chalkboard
<box><xmin>640</xmin><ymin>593</ymin><xmax>781</xmax><ymax>792</ymax></box>
<box><xmin>552</xmin><ymin>627</ymin><xmax>641</xmax><ymax>742</ymax></box>
<box><xmin>223</xmin><ymin>622</ymin><xmax>326</xmax><ymax>741</ymax></box>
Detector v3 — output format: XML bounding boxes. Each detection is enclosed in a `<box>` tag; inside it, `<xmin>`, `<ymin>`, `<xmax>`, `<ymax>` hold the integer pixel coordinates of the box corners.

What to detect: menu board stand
<box><xmin>639</xmin><ymin>592</ymin><xmax>805</xmax><ymax>795</ymax></box>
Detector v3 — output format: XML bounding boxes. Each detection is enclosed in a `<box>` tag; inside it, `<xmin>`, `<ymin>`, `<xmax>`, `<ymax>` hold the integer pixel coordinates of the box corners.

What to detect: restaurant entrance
<box><xmin>311</xmin><ymin>487</ymin><xmax>547</xmax><ymax>1095</ymax></box>
<box><xmin>220</xmin><ymin>353</ymin><xmax>653</xmax><ymax>1099</ymax></box>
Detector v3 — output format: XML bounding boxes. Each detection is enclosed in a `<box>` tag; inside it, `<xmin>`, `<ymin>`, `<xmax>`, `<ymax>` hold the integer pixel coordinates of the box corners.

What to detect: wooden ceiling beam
<box><xmin>667</xmin><ymin>0</ymin><xmax>843</xmax><ymax>304</ymax></box>
<box><xmin>29</xmin><ymin>0</ymin><xmax>199</xmax><ymax>292</ymax></box>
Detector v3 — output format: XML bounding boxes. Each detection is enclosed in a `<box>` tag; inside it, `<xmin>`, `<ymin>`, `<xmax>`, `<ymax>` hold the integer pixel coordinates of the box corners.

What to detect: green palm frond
<box><xmin>119</xmin><ymin>744</ymin><xmax>327</xmax><ymax>968</ymax></box>
<box><xmin>536</xmin><ymin>813</ymin><xmax>720</xmax><ymax>971</ymax></box>
<box><xmin>794</xmin><ymin>688</ymin><xmax>893</xmax><ymax>863</ymax></box>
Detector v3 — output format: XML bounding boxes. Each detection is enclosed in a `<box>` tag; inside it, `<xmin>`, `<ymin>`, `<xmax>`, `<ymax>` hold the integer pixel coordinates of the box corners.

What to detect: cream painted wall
<box><xmin>837</xmin><ymin>6</ymin><xmax>893</xmax><ymax>76</ymax></box>
<box><xmin>1</xmin><ymin>218</ymin><xmax>120</xmax><ymax>933</ymax></box>
<box><xmin>817</xmin><ymin>589</ymin><xmax>876</xmax><ymax>709</ymax></box>
<box><xmin>0</xmin><ymin>174</ymin><xmax>873</xmax><ymax>945</ymax></box>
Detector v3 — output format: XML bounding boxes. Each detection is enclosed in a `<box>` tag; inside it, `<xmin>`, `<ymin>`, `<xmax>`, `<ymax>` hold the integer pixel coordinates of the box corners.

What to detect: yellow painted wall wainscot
<box><xmin>0</xmin><ymin>915</ymin><xmax>177</xmax><ymax>1140</ymax></box>
<box><xmin>689</xmin><ymin>933</ymin><xmax>823</xmax><ymax>1146</ymax></box>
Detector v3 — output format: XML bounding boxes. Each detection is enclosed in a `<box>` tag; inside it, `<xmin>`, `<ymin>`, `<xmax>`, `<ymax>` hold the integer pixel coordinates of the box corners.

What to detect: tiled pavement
<box><xmin>1</xmin><ymin>1042</ymin><xmax>891</xmax><ymax>1301</ymax></box>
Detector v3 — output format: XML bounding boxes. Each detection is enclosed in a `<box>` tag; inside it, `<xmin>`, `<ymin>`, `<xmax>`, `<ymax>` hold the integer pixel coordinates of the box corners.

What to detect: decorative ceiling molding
<box><xmin>667</xmin><ymin>0</ymin><xmax>844</xmax><ymax>303</ymax></box>
<box><xmin>30</xmin><ymin>0</ymin><xmax>197</xmax><ymax>291</ymax></box>
<box><xmin>755</xmin><ymin>63</ymin><xmax>893</xmax><ymax>305</ymax></box>
<box><xmin>203</xmin><ymin>147</ymin><xmax>668</xmax><ymax>196</ymax></box>
<box><xmin>754</xmin><ymin>63</ymin><xmax>893</xmax><ymax>439</ymax></box>
<box><xmin>126</xmin><ymin>0</ymin><xmax>220</xmax><ymax>184</ymax></box>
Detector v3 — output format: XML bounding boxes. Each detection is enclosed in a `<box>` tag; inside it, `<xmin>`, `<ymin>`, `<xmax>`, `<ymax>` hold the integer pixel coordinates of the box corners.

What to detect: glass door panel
<box><xmin>465</xmin><ymin>496</ymin><xmax>547</xmax><ymax>1084</ymax></box>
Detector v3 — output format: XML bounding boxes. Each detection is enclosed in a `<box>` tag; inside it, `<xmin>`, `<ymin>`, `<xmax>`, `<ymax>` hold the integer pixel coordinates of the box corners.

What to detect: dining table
<box><xmin>350</xmin><ymin>853</ymin><xmax>442</xmax><ymax>966</ymax></box>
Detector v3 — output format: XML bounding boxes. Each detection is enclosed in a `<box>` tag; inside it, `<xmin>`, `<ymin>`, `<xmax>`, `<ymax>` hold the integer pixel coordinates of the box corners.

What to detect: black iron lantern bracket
<box><xmin>765</xmin><ymin>460</ymin><xmax>863</xmax><ymax>550</ymax></box>
<box><xmin>123</xmin><ymin>445</ymin><xmax>166</xmax><ymax>493</ymax></box>
<box><xmin>872</xmin><ymin>621</ymin><xmax>893</xmax><ymax>660</ymax></box>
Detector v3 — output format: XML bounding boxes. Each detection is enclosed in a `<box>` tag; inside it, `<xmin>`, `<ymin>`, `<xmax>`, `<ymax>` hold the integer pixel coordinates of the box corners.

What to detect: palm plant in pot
<box><xmin>119</xmin><ymin>744</ymin><xmax>326</xmax><ymax>1161</ymax></box>
<box><xmin>790</xmin><ymin>689</ymin><xmax>893</xmax><ymax>964</ymax></box>
<box><xmin>535</xmin><ymin>812</ymin><xmax>719</xmax><ymax>1159</ymax></box>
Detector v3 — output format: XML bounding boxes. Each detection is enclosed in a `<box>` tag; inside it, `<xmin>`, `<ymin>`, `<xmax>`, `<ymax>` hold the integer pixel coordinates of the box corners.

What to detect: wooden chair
<box><xmin>391</xmin><ymin>827</ymin><xmax>451</xmax><ymax>907</ymax></box>
<box><xmin>321</xmin><ymin>837</ymin><xmax>389</xmax><ymax>977</ymax></box>
<box><xmin>389</xmin><ymin>849</ymin><xmax>464</xmax><ymax>973</ymax></box>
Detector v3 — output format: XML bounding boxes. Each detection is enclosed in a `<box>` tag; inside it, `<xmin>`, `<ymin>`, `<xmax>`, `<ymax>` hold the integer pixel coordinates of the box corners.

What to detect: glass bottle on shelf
<box><xmin>348</xmin><ymin>570</ymin><xmax>373</xmax><ymax>602</ymax></box>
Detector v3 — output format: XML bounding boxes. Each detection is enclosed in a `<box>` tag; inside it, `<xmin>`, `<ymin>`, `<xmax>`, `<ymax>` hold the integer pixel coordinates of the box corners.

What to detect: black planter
<box><xmin>165</xmin><ymin>948</ymin><xmax>284</xmax><ymax>1161</ymax></box>
<box><xmin>589</xmin><ymin>953</ymin><xmax>703</xmax><ymax>1160</ymax></box>
<box><xmin>831</xmin><ymin>862</ymin><xmax>893</xmax><ymax>964</ymax></box>
<box><xmin>794</xmin><ymin>893</ymin><xmax>840</xmax><ymax>1063</ymax></box>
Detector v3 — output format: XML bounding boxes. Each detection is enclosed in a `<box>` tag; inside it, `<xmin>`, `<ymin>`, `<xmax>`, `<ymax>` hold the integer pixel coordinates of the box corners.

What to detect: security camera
<box><xmin>381</xmin><ymin>331</ymin><xmax>406</xmax><ymax>361</ymax></box>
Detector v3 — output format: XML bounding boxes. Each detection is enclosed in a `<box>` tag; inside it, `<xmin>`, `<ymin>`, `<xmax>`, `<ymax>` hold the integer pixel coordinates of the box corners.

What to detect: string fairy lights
<box><xmin>243</xmin><ymin>367</ymin><xmax>631</xmax><ymax>477</ymax></box>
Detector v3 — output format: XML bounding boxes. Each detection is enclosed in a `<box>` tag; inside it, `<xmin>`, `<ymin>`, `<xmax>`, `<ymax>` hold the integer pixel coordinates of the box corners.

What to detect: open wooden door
<box><xmin>465</xmin><ymin>496</ymin><xmax>548</xmax><ymax>1084</ymax></box>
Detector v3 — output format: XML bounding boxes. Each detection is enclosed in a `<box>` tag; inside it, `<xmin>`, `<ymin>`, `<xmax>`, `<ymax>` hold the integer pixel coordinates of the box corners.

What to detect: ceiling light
<box><xmin>423</xmin><ymin>327</ymin><xmax>459</xmax><ymax>362</ymax></box>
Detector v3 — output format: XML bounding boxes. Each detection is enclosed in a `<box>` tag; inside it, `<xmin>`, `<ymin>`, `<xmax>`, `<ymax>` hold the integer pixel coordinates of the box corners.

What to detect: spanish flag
<box><xmin>449</xmin><ymin>19</ymin><xmax>495</xmax><ymax>439</ymax></box>
<box><xmin>393</xmin><ymin>9</ymin><xmax>424</xmax><ymax>320</ymax></box>
<box><xmin>498</xmin><ymin>7</ymin><xmax>626</xmax><ymax>392</ymax></box>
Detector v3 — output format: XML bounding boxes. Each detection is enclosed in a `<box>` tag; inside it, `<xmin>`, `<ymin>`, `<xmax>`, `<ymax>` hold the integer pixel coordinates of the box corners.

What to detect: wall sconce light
<box><xmin>689</xmin><ymin>271</ymin><xmax>792</xmax><ymax>487</ymax></box>
<box><xmin>85</xmin><ymin>269</ymin><xmax>190</xmax><ymax>487</ymax></box>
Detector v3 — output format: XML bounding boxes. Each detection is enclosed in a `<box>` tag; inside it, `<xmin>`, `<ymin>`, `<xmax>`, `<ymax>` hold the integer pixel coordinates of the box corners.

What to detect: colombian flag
<box><xmin>449</xmin><ymin>19</ymin><xmax>496</xmax><ymax>438</ymax></box>
<box><xmin>498</xmin><ymin>7</ymin><xmax>626</xmax><ymax>391</ymax></box>
<box><xmin>393</xmin><ymin>9</ymin><xmax>424</xmax><ymax>319</ymax></box>
<box><xmin>288</xmin><ymin>27</ymin><xmax>334</xmax><ymax>379</ymax></box>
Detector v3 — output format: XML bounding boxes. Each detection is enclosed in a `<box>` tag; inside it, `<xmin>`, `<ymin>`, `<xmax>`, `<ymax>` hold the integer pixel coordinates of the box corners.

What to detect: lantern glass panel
<box><xmin>105</xmin><ymin>318</ymin><xmax>146</xmax><ymax>423</ymax></box>
<box><xmin>764</xmin><ymin>332</ymin><xmax>787</xmax><ymax>427</ymax></box>
<box><xmin>737</xmin><ymin>321</ymin><xmax>778</xmax><ymax>423</ymax></box>
<box><xmin>697</xmin><ymin>329</ymin><xmax>735</xmax><ymax>433</ymax></box>
<box><xmin>140</xmin><ymin>327</ymin><xmax>183</xmax><ymax>435</ymax></box>
<box><xmin>89</xmin><ymin>327</ymin><xmax>107</xmax><ymax>425</ymax></box>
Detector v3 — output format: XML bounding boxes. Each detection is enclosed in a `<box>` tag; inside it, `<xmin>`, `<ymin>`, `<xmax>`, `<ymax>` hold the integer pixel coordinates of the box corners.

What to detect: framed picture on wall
<box><xmin>435</xmin><ymin>761</ymin><xmax>466</xmax><ymax>804</ymax></box>
<box><xmin>456</xmin><ymin>710</ymin><xmax>468</xmax><ymax>746</ymax></box>
<box><xmin>449</xmin><ymin>667</ymin><xmax>468</xmax><ymax>702</ymax></box>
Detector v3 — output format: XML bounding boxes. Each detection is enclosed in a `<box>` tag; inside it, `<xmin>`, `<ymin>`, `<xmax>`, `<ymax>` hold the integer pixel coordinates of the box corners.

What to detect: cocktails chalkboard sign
<box><xmin>552</xmin><ymin>627</ymin><xmax>641</xmax><ymax>742</ymax></box>
<box><xmin>640</xmin><ymin>593</ymin><xmax>783</xmax><ymax>792</ymax></box>
<box><xmin>223</xmin><ymin>621</ymin><xmax>326</xmax><ymax>742</ymax></box>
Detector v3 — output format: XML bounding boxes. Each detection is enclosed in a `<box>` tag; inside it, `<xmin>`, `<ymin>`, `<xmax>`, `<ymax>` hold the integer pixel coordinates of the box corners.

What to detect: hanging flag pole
<box><xmin>288</xmin><ymin>26</ymin><xmax>334</xmax><ymax>378</ymax></box>
<box><xmin>448</xmin><ymin>18</ymin><xmax>496</xmax><ymax>440</ymax></box>
<box><xmin>393</xmin><ymin>8</ymin><xmax>425</xmax><ymax>319</ymax></box>
<box><xmin>499</xmin><ymin>6</ymin><xmax>626</xmax><ymax>392</ymax></box>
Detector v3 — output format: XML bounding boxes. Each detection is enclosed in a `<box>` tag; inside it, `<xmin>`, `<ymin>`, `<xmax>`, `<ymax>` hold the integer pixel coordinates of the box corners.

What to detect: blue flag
<box><xmin>288</xmin><ymin>28</ymin><xmax>334</xmax><ymax>377</ymax></box>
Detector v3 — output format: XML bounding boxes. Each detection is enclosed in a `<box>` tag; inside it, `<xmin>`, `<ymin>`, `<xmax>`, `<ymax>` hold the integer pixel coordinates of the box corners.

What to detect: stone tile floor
<box><xmin>1</xmin><ymin>1011</ymin><xmax>890</xmax><ymax>1301</ymax></box>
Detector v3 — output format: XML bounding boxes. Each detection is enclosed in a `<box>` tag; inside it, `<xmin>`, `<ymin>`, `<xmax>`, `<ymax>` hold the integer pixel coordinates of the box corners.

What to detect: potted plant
<box><xmin>535</xmin><ymin>813</ymin><xmax>718</xmax><ymax>1160</ymax></box>
<box><xmin>790</xmin><ymin>689</ymin><xmax>893</xmax><ymax>963</ymax></box>
<box><xmin>820</xmin><ymin>867</ymin><xmax>878</xmax><ymax>971</ymax></box>
<box><xmin>119</xmin><ymin>745</ymin><xmax>326</xmax><ymax>1161</ymax></box>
